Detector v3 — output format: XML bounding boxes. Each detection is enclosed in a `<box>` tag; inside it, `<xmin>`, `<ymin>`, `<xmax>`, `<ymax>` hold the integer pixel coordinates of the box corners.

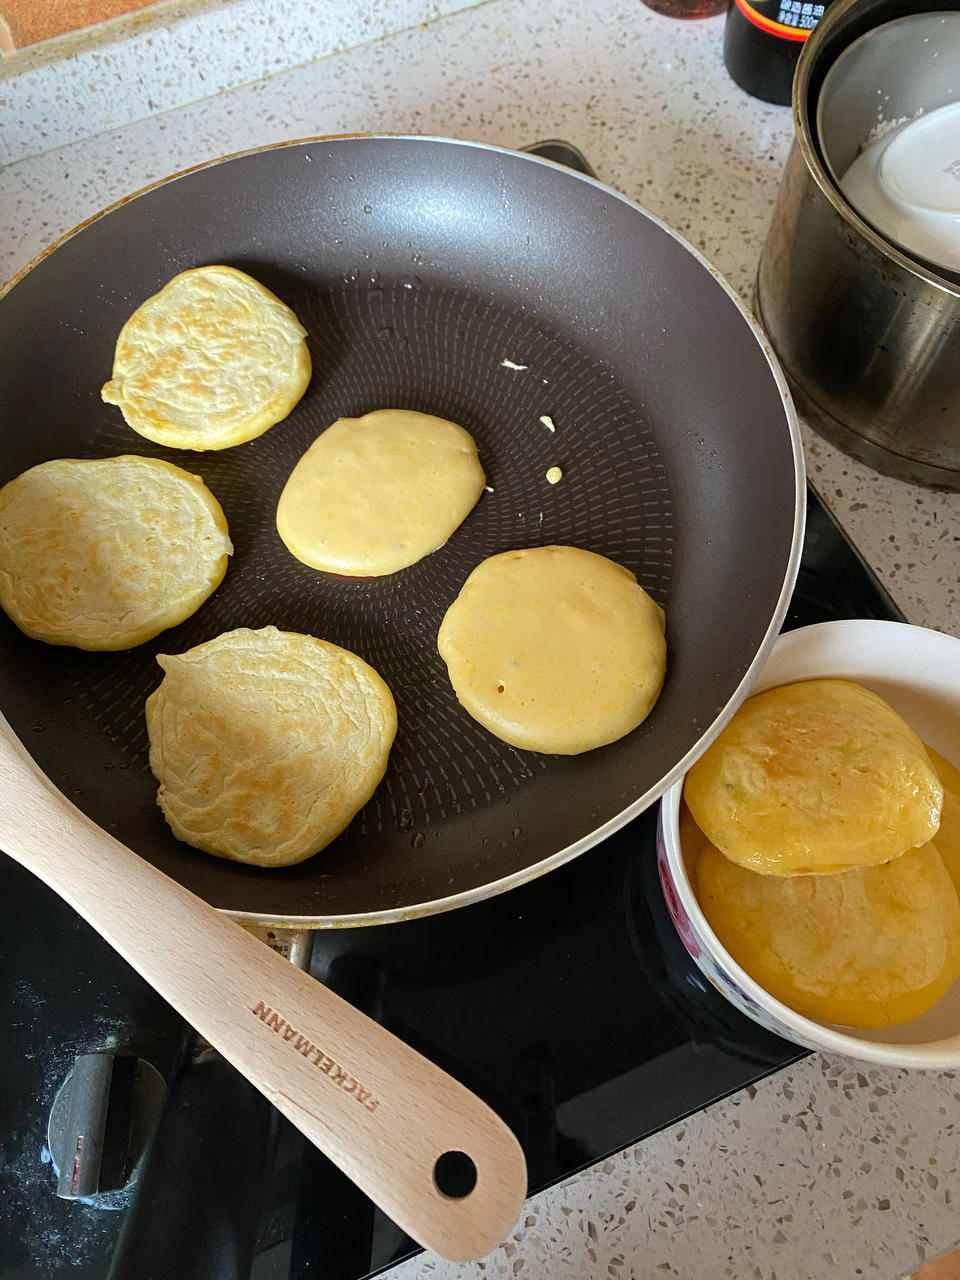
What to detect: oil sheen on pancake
<box><xmin>695</xmin><ymin>833</ymin><xmax>960</xmax><ymax>1029</ymax></box>
<box><xmin>436</xmin><ymin>544</ymin><xmax>666</xmax><ymax>754</ymax></box>
<box><xmin>684</xmin><ymin>679</ymin><xmax>943</xmax><ymax>877</ymax></box>
<box><xmin>102</xmin><ymin>265</ymin><xmax>311</xmax><ymax>450</ymax></box>
<box><xmin>927</xmin><ymin>746</ymin><xmax>960</xmax><ymax>896</ymax></box>
<box><xmin>0</xmin><ymin>455</ymin><xmax>232</xmax><ymax>650</ymax></box>
<box><xmin>276</xmin><ymin>409</ymin><xmax>486</xmax><ymax>575</ymax></box>
<box><xmin>145</xmin><ymin>626</ymin><xmax>397</xmax><ymax>867</ymax></box>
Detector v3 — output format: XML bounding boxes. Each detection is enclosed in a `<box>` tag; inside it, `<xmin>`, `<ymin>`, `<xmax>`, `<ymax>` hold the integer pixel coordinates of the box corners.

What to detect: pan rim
<box><xmin>1</xmin><ymin>132</ymin><xmax>806</xmax><ymax>929</ymax></box>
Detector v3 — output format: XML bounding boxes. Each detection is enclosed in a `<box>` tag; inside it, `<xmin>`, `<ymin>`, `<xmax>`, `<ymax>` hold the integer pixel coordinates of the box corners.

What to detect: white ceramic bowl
<box><xmin>657</xmin><ymin>619</ymin><xmax>960</xmax><ymax>1068</ymax></box>
<box><xmin>815</xmin><ymin>11</ymin><xmax>960</xmax><ymax>275</ymax></box>
<box><xmin>839</xmin><ymin>100</ymin><xmax>960</xmax><ymax>274</ymax></box>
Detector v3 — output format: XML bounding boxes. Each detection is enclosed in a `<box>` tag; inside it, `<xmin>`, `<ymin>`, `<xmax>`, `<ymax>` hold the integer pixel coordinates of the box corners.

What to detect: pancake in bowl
<box><xmin>436</xmin><ymin>544</ymin><xmax>666</xmax><ymax>754</ymax></box>
<box><xmin>145</xmin><ymin>626</ymin><xmax>397</xmax><ymax>867</ymax></box>
<box><xmin>0</xmin><ymin>454</ymin><xmax>232</xmax><ymax>650</ymax></box>
<box><xmin>684</xmin><ymin>679</ymin><xmax>943</xmax><ymax>876</ymax></box>
<box><xmin>277</xmin><ymin>409</ymin><xmax>486</xmax><ymax>575</ymax></box>
<box><xmin>102</xmin><ymin>265</ymin><xmax>311</xmax><ymax>450</ymax></box>
<box><xmin>927</xmin><ymin>746</ymin><xmax>960</xmax><ymax>894</ymax></box>
<box><xmin>695</xmin><ymin>832</ymin><xmax>960</xmax><ymax>1030</ymax></box>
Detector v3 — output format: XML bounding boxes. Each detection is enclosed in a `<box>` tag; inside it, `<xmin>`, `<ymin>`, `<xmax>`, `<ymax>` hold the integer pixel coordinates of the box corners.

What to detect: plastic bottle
<box><xmin>723</xmin><ymin>0</ymin><xmax>834</xmax><ymax>104</ymax></box>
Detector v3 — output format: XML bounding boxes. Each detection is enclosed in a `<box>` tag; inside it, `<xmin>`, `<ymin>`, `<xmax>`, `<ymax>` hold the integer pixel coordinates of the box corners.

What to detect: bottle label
<box><xmin>732</xmin><ymin>0</ymin><xmax>824</xmax><ymax>40</ymax></box>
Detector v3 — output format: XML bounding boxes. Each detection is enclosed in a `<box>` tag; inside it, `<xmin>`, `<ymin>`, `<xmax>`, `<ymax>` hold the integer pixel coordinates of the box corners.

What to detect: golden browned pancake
<box><xmin>695</xmin><ymin>833</ymin><xmax>960</xmax><ymax>1029</ymax></box>
<box><xmin>684</xmin><ymin>679</ymin><xmax>943</xmax><ymax>876</ymax></box>
<box><xmin>436</xmin><ymin>545</ymin><xmax>666</xmax><ymax>754</ymax></box>
<box><xmin>145</xmin><ymin>626</ymin><xmax>397</xmax><ymax>867</ymax></box>
<box><xmin>102</xmin><ymin>265</ymin><xmax>311</xmax><ymax>450</ymax></box>
<box><xmin>926</xmin><ymin>746</ymin><xmax>960</xmax><ymax>895</ymax></box>
<box><xmin>0</xmin><ymin>455</ymin><xmax>232</xmax><ymax>650</ymax></box>
<box><xmin>276</xmin><ymin>409</ymin><xmax>486</xmax><ymax>575</ymax></box>
<box><xmin>678</xmin><ymin>798</ymin><xmax>710</xmax><ymax>894</ymax></box>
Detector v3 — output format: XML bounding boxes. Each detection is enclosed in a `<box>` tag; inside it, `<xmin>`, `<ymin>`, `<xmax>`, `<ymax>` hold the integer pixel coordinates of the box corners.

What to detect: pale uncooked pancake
<box><xmin>145</xmin><ymin>626</ymin><xmax>397</xmax><ymax>867</ymax></box>
<box><xmin>276</xmin><ymin>409</ymin><xmax>486</xmax><ymax>575</ymax></box>
<box><xmin>436</xmin><ymin>545</ymin><xmax>667</xmax><ymax>754</ymax></box>
<box><xmin>684</xmin><ymin>679</ymin><xmax>943</xmax><ymax>876</ymax></box>
<box><xmin>102</xmin><ymin>265</ymin><xmax>311</xmax><ymax>450</ymax></box>
<box><xmin>0</xmin><ymin>455</ymin><xmax>232</xmax><ymax>650</ymax></box>
<box><xmin>695</xmin><ymin>834</ymin><xmax>960</xmax><ymax>1029</ymax></box>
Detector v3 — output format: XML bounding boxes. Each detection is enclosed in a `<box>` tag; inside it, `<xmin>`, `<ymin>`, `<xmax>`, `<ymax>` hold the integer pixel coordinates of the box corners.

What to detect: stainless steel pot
<box><xmin>756</xmin><ymin>0</ymin><xmax>960</xmax><ymax>491</ymax></box>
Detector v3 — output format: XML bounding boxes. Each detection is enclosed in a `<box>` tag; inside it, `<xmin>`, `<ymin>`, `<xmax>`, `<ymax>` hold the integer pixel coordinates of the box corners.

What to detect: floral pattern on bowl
<box><xmin>655</xmin><ymin>806</ymin><xmax>822</xmax><ymax>1049</ymax></box>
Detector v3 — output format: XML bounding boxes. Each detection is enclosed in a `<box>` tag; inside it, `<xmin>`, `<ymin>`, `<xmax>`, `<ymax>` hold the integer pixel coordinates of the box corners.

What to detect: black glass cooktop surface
<box><xmin>0</xmin><ymin>143</ymin><xmax>906</xmax><ymax>1280</ymax></box>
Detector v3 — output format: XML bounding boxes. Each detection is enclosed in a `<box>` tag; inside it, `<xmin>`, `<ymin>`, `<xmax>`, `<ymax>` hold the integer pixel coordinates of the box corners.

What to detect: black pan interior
<box><xmin>0</xmin><ymin>137</ymin><xmax>800</xmax><ymax>920</ymax></box>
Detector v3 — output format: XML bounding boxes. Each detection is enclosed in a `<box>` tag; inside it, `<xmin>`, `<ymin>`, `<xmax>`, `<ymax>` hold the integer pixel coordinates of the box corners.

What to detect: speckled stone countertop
<box><xmin>2</xmin><ymin>1</ymin><xmax>959</xmax><ymax>1277</ymax></box>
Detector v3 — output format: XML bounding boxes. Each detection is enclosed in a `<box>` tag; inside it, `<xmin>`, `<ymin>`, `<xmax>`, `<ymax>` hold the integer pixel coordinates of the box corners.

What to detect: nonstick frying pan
<box><xmin>0</xmin><ymin>135</ymin><xmax>805</xmax><ymax>925</ymax></box>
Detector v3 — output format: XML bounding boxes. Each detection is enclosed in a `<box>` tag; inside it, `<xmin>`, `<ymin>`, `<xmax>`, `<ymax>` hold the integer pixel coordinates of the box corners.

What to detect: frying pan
<box><xmin>0</xmin><ymin>135</ymin><xmax>803</xmax><ymax>1260</ymax></box>
<box><xmin>0</xmin><ymin>135</ymin><xmax>805</xmax><ymax>928</ymax></box>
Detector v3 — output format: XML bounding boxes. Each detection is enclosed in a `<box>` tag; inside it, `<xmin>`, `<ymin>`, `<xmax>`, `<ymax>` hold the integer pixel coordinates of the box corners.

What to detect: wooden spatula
<box><xmin>0</xmin><ymin>714</ymin><xmax>527</xmax><ymax>1261</ymax></box>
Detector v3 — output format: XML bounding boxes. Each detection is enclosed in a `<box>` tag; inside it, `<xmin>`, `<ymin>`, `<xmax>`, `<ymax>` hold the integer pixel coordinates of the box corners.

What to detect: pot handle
<box><xmin>0</xmin><ymin>716</ymin><xmax>527</xmax><ymax>1262</ymax></box>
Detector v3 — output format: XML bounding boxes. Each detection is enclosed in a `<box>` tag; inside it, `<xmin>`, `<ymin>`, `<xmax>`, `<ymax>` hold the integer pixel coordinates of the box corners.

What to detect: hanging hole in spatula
<box><xmin>433</xmin><ymin>1150</ymin><xmax>478</xmax><ymax>1199</ymax></box>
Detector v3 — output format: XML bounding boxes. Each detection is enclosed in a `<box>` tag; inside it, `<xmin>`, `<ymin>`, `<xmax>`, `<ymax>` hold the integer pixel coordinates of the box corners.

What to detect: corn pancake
<box><xmin>0</xmin><ymin>455</ymin><xmax>232</xmax><ymax>650</ymax></box>
<box><xmin>145</xmin><ymin>626</ymin><xmax>397</xmax><ymax>867</ymax></box>
<box><xmin>102</xmin><ymin>265</ymin><xmax>311</xmax><ymax>450</ymax></box>
<box><xmin>679</xmin><ymin>798</ymin><xmax>710</xmax><ymax>893</ymax></box>
<box><xmin>436</xmin><ymin>545</ymin><xmax>666</xmax><ymax>754</ymax></box>
<box><xmin>926</xmin><ymin>747</ymin><xmax>960</xmax><ymax>896</ymax></box>
<box><xmin>695</xmin><ymin>832</ymin><xmax>960</xmax><ymax>1029</ymax></box>
<box><xmin>277</xmin><ymin>409</ymin><xmax>486</xmax><ymax>575</ymax></box>
<box><xmin>684</xmin><ymin>679</ymin><xmax>943</xmax><ymax>876</ymax></box>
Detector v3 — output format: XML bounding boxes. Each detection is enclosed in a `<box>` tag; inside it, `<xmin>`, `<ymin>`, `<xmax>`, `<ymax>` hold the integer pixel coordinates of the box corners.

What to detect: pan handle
<box><xmin>0</xmin><ymin>715</ymin><xmax>526</xmax><ymax>1263</ymax></box>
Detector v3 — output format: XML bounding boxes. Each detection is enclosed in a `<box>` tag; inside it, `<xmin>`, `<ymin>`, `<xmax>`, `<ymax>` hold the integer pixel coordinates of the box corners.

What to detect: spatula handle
<box><xmin>0</xmin><ymin>719</ymin><xmax>526</xmax><ymax>1262</ymax></box>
